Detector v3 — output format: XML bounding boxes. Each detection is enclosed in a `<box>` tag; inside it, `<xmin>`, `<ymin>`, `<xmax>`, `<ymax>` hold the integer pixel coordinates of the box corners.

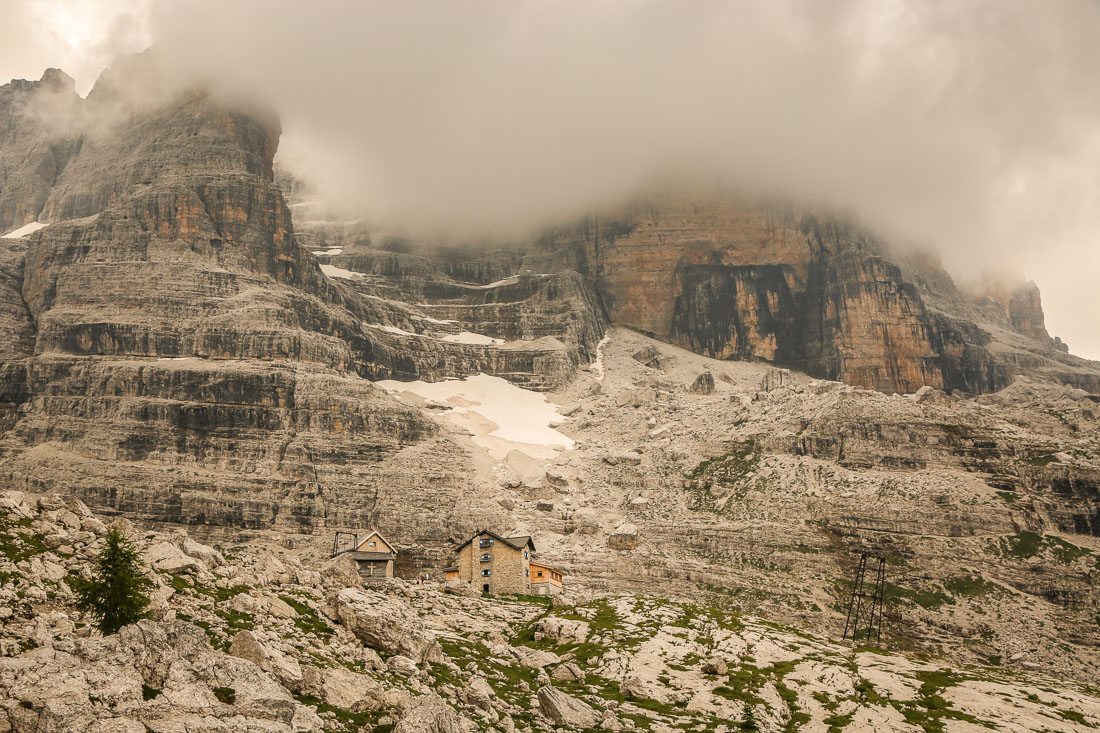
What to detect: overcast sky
<box><xmin>2</xmin><ymin>0</ymin><xmax>1098</xmax><ymax>360</ymax></box>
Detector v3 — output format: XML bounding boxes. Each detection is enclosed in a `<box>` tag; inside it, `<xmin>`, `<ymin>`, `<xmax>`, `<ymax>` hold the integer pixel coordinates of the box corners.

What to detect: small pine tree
<box><xmin>740</xmin><ymin>704</ymin><xmax>760</xmax><ymax>731</ymax></box>
<box><xmin>73</xmin><ymin>528</ymin><xmax>152</xmax><ymax>634</ymax></box>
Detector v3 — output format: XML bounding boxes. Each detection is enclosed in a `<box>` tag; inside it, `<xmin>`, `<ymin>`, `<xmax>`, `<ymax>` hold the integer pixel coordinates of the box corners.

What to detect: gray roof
<box><xmin>455</xmin><ymin>529</ymin><xmax>536</xmax><ymax>552</ymax></box>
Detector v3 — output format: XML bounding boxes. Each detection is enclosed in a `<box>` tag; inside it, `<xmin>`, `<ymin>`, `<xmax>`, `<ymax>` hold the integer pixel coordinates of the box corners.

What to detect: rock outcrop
<box><xmin>536</xmin><ymin>685</ymin><xmax>600</xmax><ymax>728</ymax></box>
<box><xmin>332</xmin><ymin>587</ymin><xmax>442</xmax><ymax>663</ymax></box>
<box><xmin>526</xmin><ymin>201</ymin><xmax>1100</xmax><ymax>394</ymax></box>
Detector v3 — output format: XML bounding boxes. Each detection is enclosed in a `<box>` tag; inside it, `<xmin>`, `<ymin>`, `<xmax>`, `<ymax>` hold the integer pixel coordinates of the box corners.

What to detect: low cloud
<box><xmin>3</xmin><ymin>0</ymin><xmax>1100</xmax><ymax>357</ymax></box>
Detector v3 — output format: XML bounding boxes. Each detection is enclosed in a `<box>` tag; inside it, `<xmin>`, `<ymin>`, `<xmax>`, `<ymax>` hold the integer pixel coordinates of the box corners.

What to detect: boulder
<box><xmin>80</xmin><ymin>516</ymin><xmax>108</xmax><ymax>536</ymax></box>
<box><xmin>461</xmin><ymin>676</ymin><xmax>495</xmax><ymax>710</ymax></box>
<box><xmin>537</xmin><ymin>685</ymin><xmax>600</xmax><ymax>728</ymax></box>
<box><xmin>690</xmin><ymin>372</ymin><xmax>715</xmax><ymax>395</ymax></box>
<box><xmin>389</xmin><ymin>655</ymin><xmax>419</xmax><ymax>677</ymax></box>
<box><xmin>253</xmin><ymin>552</ymin><xmax>294</xmax><ymax>585</ymax></box>
<box><xmin>145</xmin><ymin>542</ymin><xmax>203</xmax><ymax>575</ymax></box>
<box><xmin>619</xmin><ymin>675</ymin><xmax>647</xmax><ymax>698</ymax></box>
<box><xmin>332</xmin><ymin>587</ymin><xmax>442</xmax><ymax>663</ymax></box>
<box><xmin>36</xmin><ymin>495</ymin><xmax>66</xmax><ymax>512</ymax></box>
<box><xmin>320</xmin><ymin>552</ymin><xmax>363</xmax><ymax>588</ymax></box>
<box><xmin>300</xmin><ymin>665</ymin><xmax>385</xmax><ymax>711</ymax></box>
<box><xmin>551</xmin><ymin>663</ymin><xmax>584</xmax><ymax>681</ymax></box>
<box><xmin>646</xmin><ymin>424</ymin><xmax>671</xmax><ymax>439</ymax></box>
<box><xmin>701</xmin><ymin>657</ymin><xmax>728</xmax><ymax>675</ymax></box>
<box><xmin>0</xmin><ymin>492</ymin><xmax>34</xmax><ymax>519</ymax></box>
<box><xmin>911</xmin><ymin>385</ymin><xmax>952</xmax><ymax>405</ymax></box>
<box><xmin>43</xmin><ymin>533</ymin><xmax>69</xmax><ymax>549</ymax></box>
<box><xmin>533</xmin><ymin>617</ymin><xmax>590</xmax><ymax>644</ymax></box>
<box><xmin>443</xmin><ymin>579</ymin><xmax>479</xmax><ymax>598</ymax></box>
<box><xmin>394</xmin><ymin>693</ymin><xmax>473</xmax><ymax>733</ymax></box>
<box><xmin>600</xmin><ymin>709</ymin><xmax>624</xmax><ymax>731</ymax></box>
<box><xmin>179</xmin><ymin>537</ymin><xmax>225</xmax><ymax>567</ymax></box>
<box><xmin>55</xmin><ymin>509</ymin><xmax>82</xmax><ymax>531</ymax></box>
<box><xmin>631</xmin><ymin>346</ymin><xmax>666</xmax><ymax>369</ymax></box>
<box><xmin>759</xmin><ymin>368</ymin><xmax>791</xmax><ymax>392</ymax></box>
<box><xmin>228</xmin><ymin>630</ymin><xmax>303</xmax><ymax>691</ymax></box>
<box><xmin>512</xmin><ymin>646</ymin><xmax>560</xmax><ymax>669</ymax></box>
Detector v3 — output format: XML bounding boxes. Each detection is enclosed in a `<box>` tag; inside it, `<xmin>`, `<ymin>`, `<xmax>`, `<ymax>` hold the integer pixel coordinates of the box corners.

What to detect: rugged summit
<box><xmin>525</xmin><ymin>201</ymin><xmax>1100</xmax><ymax>394</ymax></box>
<box><xmin>0</xmin><ymin>59</ymin><xmax>603</xmax><ymax>537</ymax></box>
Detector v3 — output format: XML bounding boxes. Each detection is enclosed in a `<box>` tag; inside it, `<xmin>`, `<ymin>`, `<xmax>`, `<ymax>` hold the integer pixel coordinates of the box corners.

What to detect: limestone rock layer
<box><xmin>528</xmin><ymin>203</ymin><xmax>1100</xmax><ymax>393</ymax></box>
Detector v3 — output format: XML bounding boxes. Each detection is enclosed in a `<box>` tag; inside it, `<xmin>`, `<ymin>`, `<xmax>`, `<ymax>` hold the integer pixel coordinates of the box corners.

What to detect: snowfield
<box><xmin>439</xmin><ymin>331</ymin><xmax>505</xmax><ymax>346</ymax></box>
<box><xmin>371</xmin><ymin>324</ymin><xmax>418</xmax><ymax>337</ymax></box>
<box><xmin>590</xmin><ymin>332</ymin><xmax>611</xmax><ymax>381</ymax></box>
<box><xmin>1</xmin><ymin>221</ymin><xmax>47</xmax><ymax>239</ymax></box>
<box><xmin>375</xmin><ymin>373</ymin><xmax>573</xmax><ymax>459</ymax></box>
<box><xmin>320</xmin><ymin>264</ymin><xmax>362</xmax><ymax>279</ymax></box>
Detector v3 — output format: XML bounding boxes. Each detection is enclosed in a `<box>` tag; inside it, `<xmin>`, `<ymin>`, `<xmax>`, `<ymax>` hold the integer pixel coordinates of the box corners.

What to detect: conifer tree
<box><xmin>73</xmin><ymin>528</ymin><xmax>152</xmax><ymax>634</ymax></box>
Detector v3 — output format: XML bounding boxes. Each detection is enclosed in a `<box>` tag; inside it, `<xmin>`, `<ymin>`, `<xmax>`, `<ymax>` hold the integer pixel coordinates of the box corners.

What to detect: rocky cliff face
<box><xmin>525</xmin><ymin>202</ymin><xmax>1100</xmax><ymax>394</ymax></box>
<box><xmin>0</xmin><ymin>59</ymin><xmax>604</xmax><ymax>536</ymax></box>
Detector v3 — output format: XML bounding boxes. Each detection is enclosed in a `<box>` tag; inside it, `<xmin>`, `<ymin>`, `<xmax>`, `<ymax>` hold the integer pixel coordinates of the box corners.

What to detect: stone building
<box><xmin>453</xmin><ymin>530</ymin><xmax>555</xmax><ymax>595</ymax></box>
<box><xmin>346</xmin><ymin>530</ymin><xmax>396</xmax><ymax>583</ymax></box>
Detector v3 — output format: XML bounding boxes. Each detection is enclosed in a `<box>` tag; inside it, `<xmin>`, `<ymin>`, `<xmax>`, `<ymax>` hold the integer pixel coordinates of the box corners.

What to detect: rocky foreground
<box><xmin>2</xmin><ymin>491</ymin><xmax>1099</xmax><ymax>732</ymax></box>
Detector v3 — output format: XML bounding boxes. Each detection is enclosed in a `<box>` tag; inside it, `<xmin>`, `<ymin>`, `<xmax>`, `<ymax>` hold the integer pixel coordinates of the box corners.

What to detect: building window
<box><xmin>368</xmin><ymin>541</ymin><xmax>376</xmax><ymax>548</ymax></box>
<box><xmin>480</xmin><ymin>553</ymin><xmax>491</xmax><ymax>562</ymax></box>
<box><xmin>537</xmin><ymin>571</ymin><xmax>543</xmax><ymax>577</ymax></box>
<box><xmin>525</xmin><ymin>568</ymin><xmax>529</xmax><ymax>576</ymax></box>
<box><xmin>479</xmin><ymin>538</ymin><xmax>493</xmax><ymax>548</ymax></box>
<box><xmin>481</xmin><ymin>569</ymin><xmax>491</xmax><ymax>577</ymax></box>
<box><xmin>523</xmin><ymin>550</ymin><xmax>528</xmax><ymax>559</ymax></box>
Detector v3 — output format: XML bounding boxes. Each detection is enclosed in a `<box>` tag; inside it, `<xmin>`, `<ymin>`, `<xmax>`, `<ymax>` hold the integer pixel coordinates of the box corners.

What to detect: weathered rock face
<box><xmin>0</xmin><ymin>68</ymin><xmax>82</xmax><ymax>234</ymax></box>
<box><xmin>0</xmin><ymin>60</ymin><xmax>607</xmax><ymax>534</ymax></box>
<box><xmin>527</xmin><ymin>202</ymin><xmax>1100</xmax><ymax>394</ymax></box>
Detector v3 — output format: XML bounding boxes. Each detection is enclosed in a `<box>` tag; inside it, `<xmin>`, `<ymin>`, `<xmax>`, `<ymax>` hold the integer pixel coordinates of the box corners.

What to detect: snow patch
<box><xmin>370</xmin><ymin>324</ymin><xmax>418</xmax><ymax>337</ymax></box>
<box><xmin>320</xmin><ymin>264</ymin><xmax>363</xmax><ymax>279</ymax></box>
<box><xmin>440</xmin><ymin>331</ymin><xmax>505</xmax><ymax>346</ymax></box>
<box><xmin>473</xmin><ymin>276</ymin><xmax>519</xmax><ymax>289</ymax></box>
<box><xmin>375</xmin><ymin>373</ymin><xmax>573</xmax><ymax>459</ymax></box>
<box><xmin>1</xmin><ymin>221</ymin><xmax>47</xmax><ymax>239</ymax></box>
<box><xmin>590</xmin><ymin>332</ymin><xmax>611</xmax><ymax>381</ymax></box>
<box><xmin>310</xmin><ymin>247</ymin><xmax>343</xmax><ymax>255</ymax></box>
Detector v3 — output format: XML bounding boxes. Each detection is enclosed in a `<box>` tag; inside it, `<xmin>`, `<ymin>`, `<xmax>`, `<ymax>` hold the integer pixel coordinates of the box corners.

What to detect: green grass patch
<box><xmin>294</xmin><ymin>693</ymin><xmax>394</xmax><ymax>732</ymax></box>
<box><xmin>0</xmin><ymin>511</ymin><xmax>50</xmax><ymax>563</ymax></box>
<box><xmin>943</xmin><ymin>575</ymin><xmax>999</xmax><ymax>598</ymax></box>
<box><xmin>1059</xmin><ymin>709</ymin><xmax>1094</xmax><ymax>727</ymax></box>
<box><xmin>887</xmin><ymin>583</ymin><xmax>953</xmax><ymax>610</ymax></box>
<box><xmin>212</xmin><ymin>687</ymin><xmax>235</xmax><ymax>705</ymax></box>
<box><xmin>279</xmin><ymin>595</ymin><xmax>334</xmax><ymax>640</ymax></box>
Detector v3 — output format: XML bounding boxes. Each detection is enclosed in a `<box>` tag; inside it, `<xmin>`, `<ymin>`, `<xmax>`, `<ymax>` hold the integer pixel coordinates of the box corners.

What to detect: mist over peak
<box><xmin>2</xmin><ymin>0</ymin><xmax>1099</xmax><ymax>357</ymax></box>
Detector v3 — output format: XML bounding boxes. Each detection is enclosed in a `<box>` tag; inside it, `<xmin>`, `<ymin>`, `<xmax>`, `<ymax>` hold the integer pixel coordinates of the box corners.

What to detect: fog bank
<box><xmin>3</xmin><ymin>0</ymin><xmax>1099</xmax><ymax>357</ymax></box>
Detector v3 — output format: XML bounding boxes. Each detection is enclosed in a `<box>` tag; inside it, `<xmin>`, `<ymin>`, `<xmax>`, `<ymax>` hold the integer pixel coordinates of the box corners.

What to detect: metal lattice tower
<box><xmin>842</xmin><ymin>552</ymin><xmax>886</xmax><ymax>645</ymax></box>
